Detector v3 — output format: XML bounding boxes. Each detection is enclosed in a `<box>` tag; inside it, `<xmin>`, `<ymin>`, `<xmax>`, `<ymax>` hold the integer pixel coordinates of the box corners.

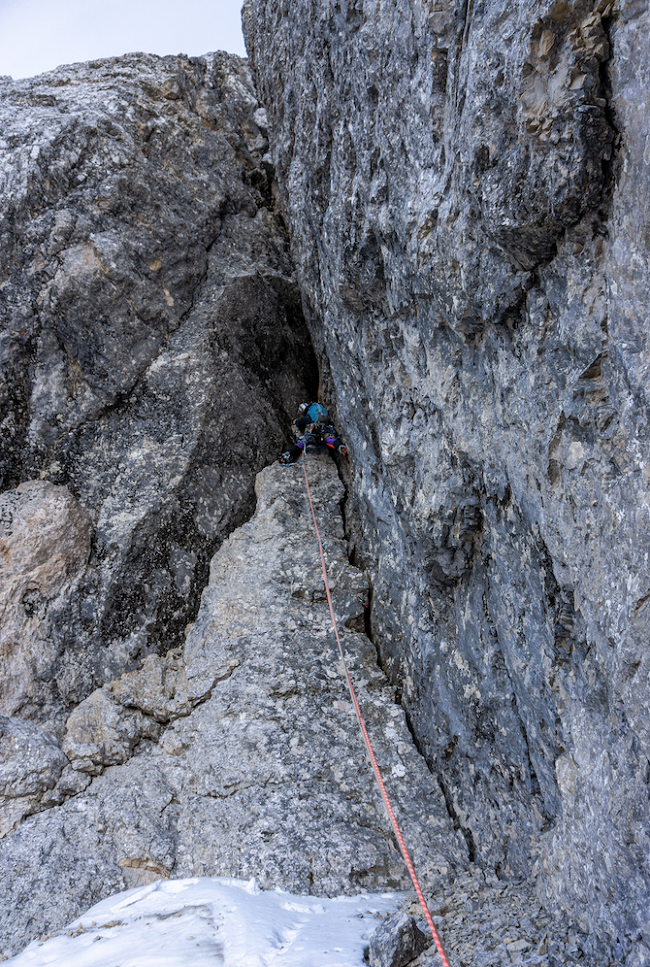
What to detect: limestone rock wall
<box><xmin>0</xmin><ymin>455</ymin><xmax>466</xmax><ymax>957</ymax></box>
<box><xmin>243</xmin><ymin>0</ymin><xmax>650</xmax><ymax>958</ymax></box>
<box><xmin>0</xmin><ymin>53</ymin><xmax>317</xmax><ymax>733</ymax></box>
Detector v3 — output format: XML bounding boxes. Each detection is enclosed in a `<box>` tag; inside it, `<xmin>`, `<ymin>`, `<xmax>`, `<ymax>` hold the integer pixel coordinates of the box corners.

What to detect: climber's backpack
<box><xmin>306</xmin><ymin>403</ymin><xmax>329</xmax><ymax>429</ymax></box>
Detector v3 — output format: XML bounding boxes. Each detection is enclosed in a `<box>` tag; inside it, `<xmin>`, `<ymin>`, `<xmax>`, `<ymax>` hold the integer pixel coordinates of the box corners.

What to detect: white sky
<box><xmin>0</xmin><ymin>0</ymin><xmax>247</xmax><ymax>80</ymax></box>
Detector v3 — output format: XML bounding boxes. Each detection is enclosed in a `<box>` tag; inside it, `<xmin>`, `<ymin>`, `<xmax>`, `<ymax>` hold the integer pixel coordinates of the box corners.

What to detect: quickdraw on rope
<box><xmin>300</xmin><ymin>450</ymin><xmax>452</xmax><ymax>967</ymax></box>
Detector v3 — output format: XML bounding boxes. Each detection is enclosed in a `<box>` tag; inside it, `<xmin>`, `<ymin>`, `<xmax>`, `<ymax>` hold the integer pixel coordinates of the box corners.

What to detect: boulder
<box><xmin>367</xmin><ymin>912</ymin><xmax>431</xmax><ymax>967</ymax></box>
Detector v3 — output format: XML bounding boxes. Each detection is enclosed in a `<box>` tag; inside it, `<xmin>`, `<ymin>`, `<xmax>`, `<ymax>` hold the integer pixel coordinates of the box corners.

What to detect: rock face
<box><xmin>243</xmin><ymin>0</ymin><xmax>650</xmax><ymax>958</ymax></box>
<box><xmin>0</xmin><ymin>454</ymin><xmax>467</xmax><ymax>957</ymax></box>
<box><xmin>0</xmin><ymin>482</ymin><xmax>91</xmax><ymax>723</ymax></box>
<box><xmin>0</xmin><ymin>53</ymin><xmax>316</xmax><ymax>731</ymax></box>
<box><xmin>0</xmin><ymin>715</ymin><xmax>69</xmax><ymax>838</ymax></box>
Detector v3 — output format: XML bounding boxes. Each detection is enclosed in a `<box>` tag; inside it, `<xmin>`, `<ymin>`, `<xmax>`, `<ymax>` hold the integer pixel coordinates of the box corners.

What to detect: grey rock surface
<box><xmin>404</xmin><ymin>868</ymin><xmax>614</xmax><ymax>967</ymax></box>
<box><xmin>0</xmin><ymin>454</ymin><xmax>466</xmax><ymax>957</ymax></box>
<box><xmin>0</xmin><ymin>715</ymin><xmax>68</xmax><ymax>837</ymax></box>
<box><xmin>0</xmin><ymin>482</ymin><xmax>91</xmax><ymax>724</ymax></box>
<box><xmin>0</xmin><ymin>52</ymin><xmax>316</xmax><ymax>732</ymax></box>
<box><xmin>368</xmin><ymin>911</ymin><xmax>430</xmax><ymax>967</ymax></box>
<box><xmin>243</xmin><ymin>0</ymin><xmax>650</xmax><ymax>958</ymax></box>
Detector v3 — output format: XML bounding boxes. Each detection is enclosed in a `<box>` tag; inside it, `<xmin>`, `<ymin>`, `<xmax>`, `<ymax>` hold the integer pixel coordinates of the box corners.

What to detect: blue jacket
<box><xmin>295</xmin><ymin>403</ymin><xmax>329</xmax><ymax>432</ymax></box>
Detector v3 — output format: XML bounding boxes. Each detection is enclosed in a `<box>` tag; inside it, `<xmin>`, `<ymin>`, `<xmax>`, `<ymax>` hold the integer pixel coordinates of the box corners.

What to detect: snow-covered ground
<box><xmin>6</xmin><ymin>877</ymin><xmax>405</xmax><ymax>967</ymax></box>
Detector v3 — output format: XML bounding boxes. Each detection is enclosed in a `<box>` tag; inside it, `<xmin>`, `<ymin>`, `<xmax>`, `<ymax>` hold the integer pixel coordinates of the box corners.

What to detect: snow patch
<box><xmin>6</xmin><ymin>877</ymin><xmax>404</xmax><ymax>967</ymax></box>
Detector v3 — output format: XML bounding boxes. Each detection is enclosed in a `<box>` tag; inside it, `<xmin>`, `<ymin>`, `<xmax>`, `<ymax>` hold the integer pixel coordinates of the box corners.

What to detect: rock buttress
<box><xmin>0</xmin><ymin>454</ymin><xmax>466</xmax><ymax>957</ymax></box>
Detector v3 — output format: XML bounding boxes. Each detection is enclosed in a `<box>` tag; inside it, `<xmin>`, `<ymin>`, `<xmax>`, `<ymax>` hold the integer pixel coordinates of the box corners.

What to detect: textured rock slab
<box><xmin>243</xmin><ymin>0</ymin><xmax>650</xmax><ymax>956</ymax></box>
<box><xmin>0</xmin><ymin>454</ymin><xmax>466</xmax><ymax>957</ymax></box>
<box><xmin>404</xmin><ymin>868</ymin><xmax>613</xmax><ymax>967</ymax></box>
<box><xmin>0</xmin><ymin>52</ymin><xmax>316</xmax><ymax>732</ymax></box>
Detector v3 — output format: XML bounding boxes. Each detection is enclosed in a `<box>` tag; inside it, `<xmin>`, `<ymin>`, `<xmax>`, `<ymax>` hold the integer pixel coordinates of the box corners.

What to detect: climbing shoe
<box><xmin>338</xmin><ymin>445</ymin><xmax>349</xmax><ymax>460</ymax></box>
<box><xmin>279</xmin><ymin>451</ymin><xmax>292</xmax><ymax>465</ymax></box>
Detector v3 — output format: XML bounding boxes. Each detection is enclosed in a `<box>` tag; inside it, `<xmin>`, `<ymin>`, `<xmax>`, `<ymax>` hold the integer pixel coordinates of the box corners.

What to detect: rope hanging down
<box><xmin>300</xmin><ymin>451</ymin><xmax>451</xmax><ymax>967</ymax></box>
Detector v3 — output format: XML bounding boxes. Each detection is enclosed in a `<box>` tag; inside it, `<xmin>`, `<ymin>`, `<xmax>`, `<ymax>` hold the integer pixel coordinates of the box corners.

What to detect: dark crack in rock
<box><xmin>0</xmin><ymin>52</ymin><xmax>317</xmax><ymax>733</ymax></box>
<box><xmin>243</xmin><ymin>0</ymin><xmax>650</xmax><ymax>959</ymax></box>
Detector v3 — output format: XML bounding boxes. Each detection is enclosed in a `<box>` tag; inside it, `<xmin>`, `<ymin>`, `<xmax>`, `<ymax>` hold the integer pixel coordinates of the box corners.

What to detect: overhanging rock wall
<box><xmin>243</xmin><ymin>0</ymin><xmax>650</xmax><ymax>958</ymax></box>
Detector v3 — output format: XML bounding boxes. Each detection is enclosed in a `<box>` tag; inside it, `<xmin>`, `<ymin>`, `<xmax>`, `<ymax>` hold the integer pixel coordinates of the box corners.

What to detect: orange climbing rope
<box><xmin>300</xmin><ymin>451</ymin><xmax>452</xmax><ymax>967</ymax></box>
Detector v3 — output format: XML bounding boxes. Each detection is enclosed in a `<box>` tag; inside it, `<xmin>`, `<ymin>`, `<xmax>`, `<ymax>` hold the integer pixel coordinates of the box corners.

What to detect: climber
<box><xmin>279</xmin><ymin>402</ymin><xmax>348</xmax><ymax>464</ymax></box>
<box><xmin>294</xmin><ymin>401</ymin><xmax>328</xmax><ymax>432</ymax></box>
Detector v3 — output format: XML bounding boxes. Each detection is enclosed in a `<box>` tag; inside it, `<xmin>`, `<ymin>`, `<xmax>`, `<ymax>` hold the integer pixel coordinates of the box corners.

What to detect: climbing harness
<box><xmin>301</xmin><ymin>450</ymin><xmax>452</xmax><ymax>967</ymax></box>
